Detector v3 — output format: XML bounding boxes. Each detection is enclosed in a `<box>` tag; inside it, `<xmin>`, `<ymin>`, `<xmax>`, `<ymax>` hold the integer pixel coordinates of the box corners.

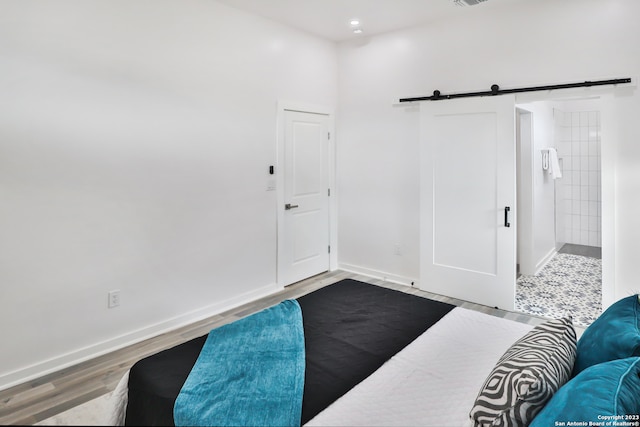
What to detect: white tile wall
<box><xmin>555</xmin><ymin>109</ymin><xmax>601</xmax><ymax>247</ymax></box>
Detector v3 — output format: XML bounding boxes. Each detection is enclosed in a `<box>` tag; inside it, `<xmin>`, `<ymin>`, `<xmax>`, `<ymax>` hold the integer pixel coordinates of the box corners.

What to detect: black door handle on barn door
<box><xmin>504</xmin><ymin>206</ymin><xmax>511</xmax><ymax>227</ymax></box>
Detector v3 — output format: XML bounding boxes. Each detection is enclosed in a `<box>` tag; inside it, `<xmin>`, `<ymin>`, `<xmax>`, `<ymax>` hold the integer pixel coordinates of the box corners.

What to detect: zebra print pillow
<box><xmin>469</xmin><ymin>317</ymin><xmax>576</xmax><ymax>427</ymax></box>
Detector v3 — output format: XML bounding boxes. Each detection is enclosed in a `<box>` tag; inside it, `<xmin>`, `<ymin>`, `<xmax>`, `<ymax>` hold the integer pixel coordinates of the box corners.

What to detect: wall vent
<box><xmin>454</xmin><ymin>0</ymin><xmax>488</xmax><ymax>6</ymax></box>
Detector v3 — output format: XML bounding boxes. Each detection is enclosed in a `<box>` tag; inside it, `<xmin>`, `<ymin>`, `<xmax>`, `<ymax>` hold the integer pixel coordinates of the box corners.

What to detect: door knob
<box><xmin>285</xmin><ymin>203</ymin><xmax>299</xmax><ymax>210</ymax></box>
<box><xmin>504</xmin><ymin>206</ymin><xmax>511</xmax><ymax>228</ymax></box>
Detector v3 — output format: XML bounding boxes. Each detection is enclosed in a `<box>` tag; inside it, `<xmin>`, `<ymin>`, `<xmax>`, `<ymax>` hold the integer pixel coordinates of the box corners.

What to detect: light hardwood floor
<box><xmin>0</xmin><ymin>270</ymin><xmax>549</xmax><ymax>426</ymax></box>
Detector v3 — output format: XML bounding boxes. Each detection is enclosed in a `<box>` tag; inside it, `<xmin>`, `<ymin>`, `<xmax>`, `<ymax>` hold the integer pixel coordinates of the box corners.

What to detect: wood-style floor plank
<box><xmin>0</xmin><ymin>270</ymin><xmax>548</xmax><ymax>426</ymax></box>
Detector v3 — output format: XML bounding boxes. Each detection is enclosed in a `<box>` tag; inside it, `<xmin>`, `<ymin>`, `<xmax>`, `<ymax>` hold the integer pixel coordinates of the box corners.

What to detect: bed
<box><xmin>108</xmin><ymin>279</ymin><xmax>640</xmax><ymax>426</ymax></box>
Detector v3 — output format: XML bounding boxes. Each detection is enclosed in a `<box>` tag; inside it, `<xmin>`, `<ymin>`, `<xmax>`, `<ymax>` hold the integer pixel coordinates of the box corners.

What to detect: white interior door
<box><xmin>278</xmin><ymin>110</ymin><xmax>330</xmax><ymax>286</ymax></box>
<box><xmin>420</xmin><ymin>95</ymin><xmax>516</xmax><ymax>310</ymax></box>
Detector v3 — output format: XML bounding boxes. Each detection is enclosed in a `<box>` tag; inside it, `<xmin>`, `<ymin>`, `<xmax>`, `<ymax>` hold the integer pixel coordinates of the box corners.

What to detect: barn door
<box><xmin>420</xmin><ymin>95</ymin><xmax>516</xmax><ymax>310</ymax></box>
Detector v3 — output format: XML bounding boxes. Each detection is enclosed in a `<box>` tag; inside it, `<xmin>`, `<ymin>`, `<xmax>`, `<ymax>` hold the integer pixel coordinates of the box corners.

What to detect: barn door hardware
<box><xmin>399</xmin><ymin>78</ymin><xmax>632</xmax><ymax>103</ymax></box>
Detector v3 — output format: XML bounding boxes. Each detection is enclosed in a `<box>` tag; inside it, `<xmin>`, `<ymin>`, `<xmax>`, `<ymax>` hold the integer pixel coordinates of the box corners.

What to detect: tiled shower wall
<box><xmin>554</xmin><ymin>109</ymin><xmax>601</xmax><ymax>247</ymax></box>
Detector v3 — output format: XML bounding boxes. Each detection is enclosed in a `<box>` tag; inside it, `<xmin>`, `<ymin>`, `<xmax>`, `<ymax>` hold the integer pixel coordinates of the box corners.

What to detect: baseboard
<box><xmin>338</xmin><ymin>263</ymin><xmax>418</xmax><ymax>288</ymax></box>
<box><xmin>535</xmin><ymin>248</ymin><xmax>558</xmax><ymax>275</ymax></box>
<box><xmin>0</xmin><ymin>282</ymin><xmax>283</xmax><ymax>392</ymax></box>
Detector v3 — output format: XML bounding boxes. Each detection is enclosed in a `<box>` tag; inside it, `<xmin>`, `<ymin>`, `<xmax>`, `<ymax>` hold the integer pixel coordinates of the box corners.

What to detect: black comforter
<box><xmin>125</xmin><ymin>279</ymin><xmax>455</xmax><ymax>426</ymax></box>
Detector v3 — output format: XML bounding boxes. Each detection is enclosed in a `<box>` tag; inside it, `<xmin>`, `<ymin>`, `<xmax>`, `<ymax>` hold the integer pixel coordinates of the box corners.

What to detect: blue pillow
<box><xmin>573</xmin><ymin>294</ymin><xmax>640</xmax><ymax>376</ymax></box>
<box><xmin>530</xmin><ymin>357</ymin><xmax>640</xmax><ymax>427</ymax></box>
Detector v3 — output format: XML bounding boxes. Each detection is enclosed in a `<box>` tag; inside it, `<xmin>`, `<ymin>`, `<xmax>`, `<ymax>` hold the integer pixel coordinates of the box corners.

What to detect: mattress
<box><xmin>306</xmin><ymin>307</ymin><xmax>534</xmax><ymax>426</ymax></box>
<box><xmin>120</xmin><ymin>279</ymin><xmax>456</xmax><ymax>426</ymax></box>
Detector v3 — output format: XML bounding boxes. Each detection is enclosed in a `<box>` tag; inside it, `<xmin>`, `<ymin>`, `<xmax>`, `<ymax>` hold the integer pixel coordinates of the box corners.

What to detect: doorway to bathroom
<box><xmin>515</xmin><ymin>98</ymin><xmax>603</xmax><ymax>327</ymax></box>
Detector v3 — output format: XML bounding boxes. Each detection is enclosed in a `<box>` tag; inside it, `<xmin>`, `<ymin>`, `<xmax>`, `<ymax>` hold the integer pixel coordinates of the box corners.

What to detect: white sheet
<box><xmin>306</xmin><ymin>307</ymin><xmax>533</xmax><ymax>427</ymax></box>
<box><xmin>107</xmin><ymin>307</ymin><xmax>533</xmax><ymax>426</ymax></box>
<box><xmin>107</xmin><ymin>370</ymin><xmax>129</xmax><ymax>426</ymax></box>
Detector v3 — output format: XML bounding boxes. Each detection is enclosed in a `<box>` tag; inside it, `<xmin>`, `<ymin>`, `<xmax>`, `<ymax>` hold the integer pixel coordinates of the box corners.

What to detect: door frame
<box><xmin>419</xmin><ymin>86</ymin><xmax>621</xmax><ymax>311</ymax></box>
<box><xmin>515</xmin><ymin>88</ymin><xmax>618</xmax><ymax>309</ymax></box>
<box><xmin>276</xmin><ymin>100</ymin><xmax>337</xmax><ymax>286</ymax></box>
<box><xmin>515</xmin><ymin>107</ymin><xmax>536</xmax><ymax>277</ymax></box>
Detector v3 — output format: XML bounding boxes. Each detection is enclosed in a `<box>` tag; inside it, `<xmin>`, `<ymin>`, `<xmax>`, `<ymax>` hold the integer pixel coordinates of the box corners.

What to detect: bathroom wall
<box><xmin>516</xmin><ymin>101</ymin><xmax>557</xmax><ymax>276</ymax></box>
<box><xmin>554</xmin><ymin>99</ymin><xmax>602</xmax><ymax>248</ymax></box>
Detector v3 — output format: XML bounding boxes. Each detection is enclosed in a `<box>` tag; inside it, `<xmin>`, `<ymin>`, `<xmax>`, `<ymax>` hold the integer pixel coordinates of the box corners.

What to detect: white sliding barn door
<box><xmin>420</xmin><ymin>96</ymin><xmax>516</xmax><ymax>310</ymax></box>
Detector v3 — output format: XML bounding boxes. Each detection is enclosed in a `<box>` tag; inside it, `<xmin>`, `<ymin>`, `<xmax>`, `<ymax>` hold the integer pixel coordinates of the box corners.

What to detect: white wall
<box><xmin>0</xmin><ymin>0</ymin><xmax>337</xmax><ymax>389</ymax></box>
<box><xmin>517</xmin><ymin>100</ymin><xmax>557</xmax><ymax>275</ymax></box>
<box><xmin>336</xmin><ymin>0</ymin><xmax>640</xmax><ymax>302</ymax></box>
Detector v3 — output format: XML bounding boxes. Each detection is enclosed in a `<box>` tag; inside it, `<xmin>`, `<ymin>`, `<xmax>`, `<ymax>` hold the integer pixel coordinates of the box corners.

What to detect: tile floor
<box><xmin>516</xmin><ymin>244</ymin><xmax>602</xmax><ymax>327</ymax></box>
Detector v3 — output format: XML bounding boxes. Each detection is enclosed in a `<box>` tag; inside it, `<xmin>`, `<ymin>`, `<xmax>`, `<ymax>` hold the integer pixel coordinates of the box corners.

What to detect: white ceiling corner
<box><xmin>214</xmin><ymin>0</ymin><xmax>519</xmax><ymax>42</ymax></box>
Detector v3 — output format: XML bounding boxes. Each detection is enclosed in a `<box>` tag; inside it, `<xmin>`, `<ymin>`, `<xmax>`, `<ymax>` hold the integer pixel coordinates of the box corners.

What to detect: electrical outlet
<box><xmin>394</xmin><ymin>244</ymin><xmax>402</xmax><ymax>256</ymax></box>
<box><xmin>108</xmin><ymin>290</ymin><xmax>121</xmax><ymax>308</ymax></box>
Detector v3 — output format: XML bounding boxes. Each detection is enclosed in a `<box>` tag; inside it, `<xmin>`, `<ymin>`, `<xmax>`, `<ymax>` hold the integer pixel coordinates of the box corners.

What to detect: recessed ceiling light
<box><xmin>353</xmin><ymin>28</ymin><xmax>363</xmax><ymax>34</ymax></box>
<box><xmin>350</xmin><ymin>19</ymin><xmax>360</xmax><ymax>26</ymax></box>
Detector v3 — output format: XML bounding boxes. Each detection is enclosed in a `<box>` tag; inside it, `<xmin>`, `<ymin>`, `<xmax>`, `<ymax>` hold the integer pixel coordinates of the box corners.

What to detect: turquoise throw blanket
<box><xmin>173</xmin><ymin>300</ymin><xmax>306</xmax><ymax>427</ymax></box>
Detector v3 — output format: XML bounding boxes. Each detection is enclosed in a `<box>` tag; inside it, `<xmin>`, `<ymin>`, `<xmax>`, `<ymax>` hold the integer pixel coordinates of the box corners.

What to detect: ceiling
<box><xmin>215</xmin><ymin>0</ymin><xmax>517</xmax><ymax>42</ymax></box>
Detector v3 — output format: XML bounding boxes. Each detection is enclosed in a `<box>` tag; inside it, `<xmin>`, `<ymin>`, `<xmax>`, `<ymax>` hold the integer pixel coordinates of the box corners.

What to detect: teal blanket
<box><xmin>173</xmin><ymin>300</ymin><xmax>306</xmax><ymax>427</ymax></box>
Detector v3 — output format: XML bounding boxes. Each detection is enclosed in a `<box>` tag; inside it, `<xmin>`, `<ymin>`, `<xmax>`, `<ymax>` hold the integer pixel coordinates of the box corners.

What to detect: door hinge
<box><xmin>328</xmin><ymin>188</ymin><xmax>331</xmax><ymax>196</ymax></box>
<box><xmin>327</xmin><ymin>132</ymin><xmax>330</xmax><ymax>140</ymax></box>
<box><xmin>328</xmin><ymin>245</ymin><xmax>331</xmax><ymax>253</ymax></box>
